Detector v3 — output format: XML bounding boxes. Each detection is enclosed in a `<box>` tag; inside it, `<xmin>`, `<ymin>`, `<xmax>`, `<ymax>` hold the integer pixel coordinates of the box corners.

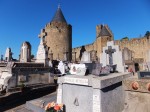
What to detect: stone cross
<box><xmin>38</xmin><ymin>29</ymin><xmax>47</xmax><ymax>38</ymax></box>
<box><xmin>38</xmin><ymin>29</ymin><xmax>47</xmax><ymax>44</ymax></box>
<box><xmin>105</xmin><ymin>46</ymin><xmax>116</xmax><ymax>66</ymax></box>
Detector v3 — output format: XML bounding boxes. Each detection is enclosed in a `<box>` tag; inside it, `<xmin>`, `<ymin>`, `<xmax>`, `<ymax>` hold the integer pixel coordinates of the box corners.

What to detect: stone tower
<box><xmin>94</xmin><ymin>24</ymin><xmax>113</xmax><ymax>60</ymax></box>
<box><xmin>39</xmin><ymin>6</ymin><xmax>72</xmax><ymax>61</ymax></box>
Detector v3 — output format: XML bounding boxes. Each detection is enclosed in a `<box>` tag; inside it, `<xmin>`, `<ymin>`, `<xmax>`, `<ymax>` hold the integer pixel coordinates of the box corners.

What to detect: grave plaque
<box><xmin>70</xmin><ymin>64</ymin><xmax>86</xmax><ymax>75</ymax></box>
<box><xmin>64</xmin><ymin>77</ymin><xmax>88</xmax><ymax>85</ymax></box>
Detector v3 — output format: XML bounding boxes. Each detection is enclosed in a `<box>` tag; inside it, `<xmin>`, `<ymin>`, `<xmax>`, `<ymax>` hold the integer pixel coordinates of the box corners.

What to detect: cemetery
<box><xmin>1</xmin><ymin>37</ymin><xmax>150</xmax><ymax>112</ymax></box>
<box><xmin>0</xmin><ymin>3</ymin><xmax>150</xmax><ymax>112</ymax></box>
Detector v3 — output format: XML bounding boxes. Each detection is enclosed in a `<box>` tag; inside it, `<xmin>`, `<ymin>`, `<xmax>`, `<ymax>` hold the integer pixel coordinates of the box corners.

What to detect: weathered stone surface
<box><xmin>20</xmin><ymin>42</ymin><xmax>31</xmax><ymax>62</ymax></box>
<box><xmin>100</xmin><ymin>41</ymin><xmax>126</xmax><ymax>73</ymax></box>
<box><xmin>26</xmin><ymin>92</ymin><xmax>56</xmax><ymax>112</ymax></box>
<box><xmin>5</xmin><ymin>47</ymin><xmax>12</xmax><ymax>62</ymax></box>
<box><xmin>91</xmin><ymin>63</ymin><xmax>102</xmax><ymax>75</ymax></box>
<box><xmin>123</xmin><ymin>76</ymin><xmax>150</xmax><ymax>112</ymax></box>
<box><xmin>39</xmin><ymin>12</ymin><xmax>72</xmax><ymax>61</ymax></box>
<box><xmin>36</xmin><ymin>37</ymin><xmax>48</xmax><ymax>66</ymax></box>
<box><xmin>81</xmin><ymin>51</ymin><xmax>91</xmax><ymax>63</ymax></box>
<box><xmin>57</xmin><ymin>73</ymin><xmax>131</xmax><ymax>112</ymax></box>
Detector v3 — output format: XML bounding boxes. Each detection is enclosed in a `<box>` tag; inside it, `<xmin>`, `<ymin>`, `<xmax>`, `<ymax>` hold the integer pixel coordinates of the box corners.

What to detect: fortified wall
<box><xmin>72</xmin><ymin>24</ymin><xmax>150</xmax><ymax>66</ymax></box>
<box><xmin>72</xmin><ymin>24</ymin><xmax>113</xmax><ymax>61</ymax></box>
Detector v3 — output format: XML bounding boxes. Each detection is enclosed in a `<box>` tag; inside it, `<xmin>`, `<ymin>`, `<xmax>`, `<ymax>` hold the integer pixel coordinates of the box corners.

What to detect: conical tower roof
<box><xmin>99</xmin><ymin>25</ymin><xmax>111</xmax><ymax>36</ymax></box>
<box><xmin>51</xmin><ymin>7</ymin><xmax>67</xmax><ymax>23</ymax></box>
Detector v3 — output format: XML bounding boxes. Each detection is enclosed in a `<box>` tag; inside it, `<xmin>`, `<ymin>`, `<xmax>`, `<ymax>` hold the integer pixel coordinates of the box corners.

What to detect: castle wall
<box><xmin>72</xmin><ymin>25</ymin><xmax>114</xmax><ymax>61</ymax></box>
<box><xmin>73</xmin><ymin>35</ymin><xmax>150</xmax><ymax>67</ymax></box>
<box><xmin>72</xmin><ymin>43</ymin><xmax>94</xmax><ymax>61</ymax></box>
<box><xmin>115</xmin><ymin>37</ymin><xmax>150</xmax><ymax>62</ymax></box>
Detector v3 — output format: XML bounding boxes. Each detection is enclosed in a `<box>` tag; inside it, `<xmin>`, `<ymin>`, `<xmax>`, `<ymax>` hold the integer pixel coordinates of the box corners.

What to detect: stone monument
<box><xmin>90</xmin><ymin>50</ymin><xmax>97</xmax><ymax>62</ymax></box>
<box><xmin>20</xmin><ymin>41</ymin><xmax>31</xmax><ymax>62</ymax></box>
<box><xmin>57</xmin><ymin>73</ymin><xmax>131</xmax><ymax>112</ymax></box>
<box><xmin>58</xmin><ymin>61</ymin><xmax>65</xmax><ymax>75</ymax></box>
<box><xmin>5</xmin><ymin>47</ymin><xmax>12</xmax><ymax>62</ymax></box>
<box><xmin>81</xmin><ymin>51</ymin><xmax>91</xmax><ymax>63</ymax></box>
<box><xmin>36</xmin><ymin>32</ymin><xmax>48</xmax><ymax>66</ymax></box>
<box><xmin>100</xmin><ymin>41</ymin><xmax>126</xmax><ymax>73</ymax></box>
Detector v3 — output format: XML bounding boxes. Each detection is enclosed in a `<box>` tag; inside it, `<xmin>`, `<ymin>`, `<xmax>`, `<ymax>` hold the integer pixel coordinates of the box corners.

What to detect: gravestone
<box><xmin>72</xmin><ymin>52</ymin><xmax>77</xmax><ymax>62</ymax></box>
<box><xmin>36</xmin><ymin>34</ymin><xmax>48</xmax><ymax>66</ymax></box>
<box><xmin>122</xmin><ymin>47</ymin><xmax>132</xmax><ymax>61</ymax></box>
<box><xmin>100</xmin><ymin>41</ymin><xmax>126</xmax><ymax>73</ymax></box>
<box><xmin>100</xmin><ymin>65</ymin><xmax>111</xmax><ymax>74</ymax></box>
<box><xmin>57</xmin><ymin>73</ymin><xmax>131</xmax><ymax>112</ymax></box>
<box><xmin>90</xmin><ymin>50</ymin><xmax>97</xmax><ymax>62</ymax></box>
<box><xmin>81</xmin><ymin>51</ymin><xmax>91</xmax><ymax>63</ymax></box>
<box><xmin>105</xmin><ymin>46</ymin><xmax>116</xmax><ymax>66</ymax></box>
<box><xmin>92</xmin><ymin>63</ymin><xmax>102</xmax><ymax>76</ymax></box>
<box><xmin>58</xmin><ymin>61</ymin><xmax>65</xmax><ymax>75</ymax></box>
<box><xmin>63</xmin><ymin>52</ymin><xmax>69</xmax><ymax>61</ymax></box>
<box><xmin>5</xmin><ymin>47</ymin><xmax>12</xmax><ymax>62</ymax></box>
<box><xmin>144</xmin><ymin>62</ymin><xmax>150</xmax><ymax>71</ymax></box>
<box><xmin>20</xmin><ymin>42</ymin><xmax>31</xmax><ymax>62</ymax></box>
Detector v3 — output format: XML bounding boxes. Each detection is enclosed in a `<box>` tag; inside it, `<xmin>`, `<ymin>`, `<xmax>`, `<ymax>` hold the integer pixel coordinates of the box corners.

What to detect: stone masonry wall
<box><xmin>115</xmin><ymin>37</ymin><xmax>150</xmax><ymax>62</ymax></box>
<box><xmin>72</xmin><ymin>36</ymin><xmax>150</xmax><ymax>64</ymax></box>
<box><xmin>41</xmin><ymin>22</ymin><xmax>72</xmax><ymax>61</ymax></box>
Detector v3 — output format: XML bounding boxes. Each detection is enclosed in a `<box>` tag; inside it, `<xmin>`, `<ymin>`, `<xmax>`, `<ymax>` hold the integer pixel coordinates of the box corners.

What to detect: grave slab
<box><xmin>26</xmin><ymin>92</ymin><xmax>56</xmax><ymax>112</ymax></box>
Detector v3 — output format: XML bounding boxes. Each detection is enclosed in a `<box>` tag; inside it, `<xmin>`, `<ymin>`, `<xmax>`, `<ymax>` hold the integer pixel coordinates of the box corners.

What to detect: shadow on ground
<box><xmin>0</xmin><ymin>85</ymin><xmax>57</xmax><ymax>111</ymax></box>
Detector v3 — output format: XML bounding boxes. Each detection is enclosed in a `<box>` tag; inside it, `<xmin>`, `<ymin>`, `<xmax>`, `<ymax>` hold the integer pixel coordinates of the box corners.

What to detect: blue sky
<box><xmin>0</xmin><ymin>0</ymin><xmax>150</xmax><ymax>59</ymax></box>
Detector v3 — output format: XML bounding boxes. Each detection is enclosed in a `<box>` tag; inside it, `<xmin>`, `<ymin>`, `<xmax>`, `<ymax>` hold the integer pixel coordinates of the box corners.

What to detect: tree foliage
<box><xmin>145</xmin><ymin>31</ymin><xmax>150</xmax><ymax>37</ymax></box>
<box><xmin>121</xmin><ymin>36</ymin><xmax>129</xmax><ymax>41</ymax></box>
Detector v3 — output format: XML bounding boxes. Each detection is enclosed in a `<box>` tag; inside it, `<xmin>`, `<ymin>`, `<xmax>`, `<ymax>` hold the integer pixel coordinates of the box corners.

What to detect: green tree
<box><xmin>121</xmin><ymin>37</ymin><xmax>129</xmax><ymax>41</ymax></box>
<box><xmin>145</xmin><ymin>31</ymin><xmax>150</xmax><ymax>37</ymax></box>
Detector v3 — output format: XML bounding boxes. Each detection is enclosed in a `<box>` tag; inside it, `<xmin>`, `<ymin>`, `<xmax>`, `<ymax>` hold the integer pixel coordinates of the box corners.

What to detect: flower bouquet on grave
<box><xmin>45</xmin><ymin>102</ymin><xmax>64</xmax><ymax>112</ymax></box>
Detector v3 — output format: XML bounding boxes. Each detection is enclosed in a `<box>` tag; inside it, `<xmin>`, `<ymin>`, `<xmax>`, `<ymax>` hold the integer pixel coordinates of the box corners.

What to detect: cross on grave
<box><xmin>38</xmin><ymin>29</ymin><xmax>47</xmax><ymax>38</ymax></box>
<box><xmin>105</xmin><ymin>46</ymin><xmax>116</xmax><ymax>66</ymax></box>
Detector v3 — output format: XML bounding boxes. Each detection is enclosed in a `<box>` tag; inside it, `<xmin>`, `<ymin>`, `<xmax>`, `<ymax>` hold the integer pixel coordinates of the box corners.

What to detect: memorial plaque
<box><xmin>64</xmin><ymin>77</ymin><xmax>88</xmax><ymax>85</ymax></box>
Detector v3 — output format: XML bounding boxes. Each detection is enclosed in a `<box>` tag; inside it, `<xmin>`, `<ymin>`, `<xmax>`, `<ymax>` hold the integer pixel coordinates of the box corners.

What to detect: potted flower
<box><xmin>45</xmin><ymin>102</ymin><xmax>64</xmax><ymax>112</ymax></box>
